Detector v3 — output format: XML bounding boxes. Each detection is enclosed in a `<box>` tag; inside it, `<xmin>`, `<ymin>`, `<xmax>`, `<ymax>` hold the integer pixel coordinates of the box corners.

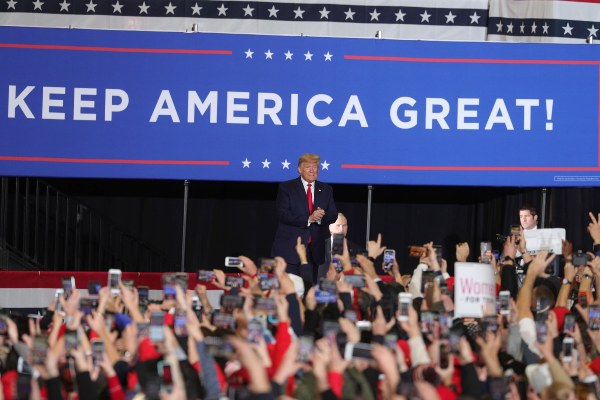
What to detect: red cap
<box><xmin>138</xmin><ymin>338</ymin><xmax>161</xmax><ymax>362</ymax></box>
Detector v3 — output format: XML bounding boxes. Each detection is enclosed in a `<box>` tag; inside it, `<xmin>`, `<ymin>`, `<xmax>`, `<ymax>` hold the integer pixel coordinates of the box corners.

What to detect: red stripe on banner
<box><xmin>341</xmin><ymin>165</ymin><xmax>600</xmax><ymax>171</ymax></box>
<box><xmin>0</xmin><ymin>43</ymin><xmax>232</xmax><ymax>55</ymax></box>
<box><xmin>344</xmin><ymin>55</ymin><xmax>600</xmax><ymax>65</ymax></box>
<box><xmin>0</xmin><ymin>156</ymin><xmax>229</xmax><ymax>166</ymax></box>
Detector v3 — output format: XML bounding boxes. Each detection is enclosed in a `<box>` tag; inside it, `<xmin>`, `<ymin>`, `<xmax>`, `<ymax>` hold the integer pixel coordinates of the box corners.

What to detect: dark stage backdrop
<box><xmin>43</xmin><ymin>179</ymin><xmax>600</xmax><ymax>275</ymax></box>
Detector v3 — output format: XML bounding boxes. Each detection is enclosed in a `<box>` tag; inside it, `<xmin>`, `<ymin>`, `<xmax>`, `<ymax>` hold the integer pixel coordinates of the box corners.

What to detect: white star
<box><xmin>321</xmin><ymin>160</ymin><xmax>330</xmax><ymax>170</ymax></box>
<box><xmin>32</xmin><ymin>0</ymin><xmax>43</xmax><ymax>10</ymax></box>
<box><xmin>245</xmin><ymin>48</ymin><xmax>254</xmax><ymax>58</ymax></box>
<box><xmin>496</xmin><ymin>20</ymin><xmax>503</xmax><ymax>33</ymax></box>
<box><xmin>85</xmin><ymin>0</ymin><xmax>95</xmax><ymax>12</ymax></box>
<box><xmin>520</xmin><ymin>22</ymin><xmax>525</xmax><ymax>34</ymax></box>
<box><xmin>6</xmin><ymin>0</ymin><xmax>17</xmax><ymax>10</ymax></box>
<box><xmin>531</xmin><ymin>22</ymin><xmax>537</xmax><ymax>34</ymax></box>
<box><xmin>562</xmin><ymin>23</ymin><xmax>573</xmax><ymax>36</ymax></box>
<box><xmin>281</xmin><ymin>160</ymin><xmax>290</xmax><ymax>169</ymax></box>
<box><xmin>59</xmin><ymin>0</ymin><xmax>69</xmax><ymax>11</ymax></box>
<box><xmin>264</xmin><ymin>49</ymin><xmax>273</xmax><ymax>59</ymax></box>
<box><xmin>138</xmin><ymin>1</ymin><xmax>149</xmax><ymax>14</ymax></box>
<box><xmin>284</xmin><ymin>50</ymin><xmax>293</xmax><ymax>60</ymax></box>
<box><xmin>293</xmin><ymin>6</ymin><xmax>304</xmax><ymax>19</ymax></box>
<box><xmin>369</xmin><ymin>9</ymin><xmax>380</xmax><ymax>21</ymax></box>
<box><xmin>395</xmin><ymin>9</ymin><xmax>406</xmax><ymax>22</ymax></box>
<box><xmin>262</xmin><ymin>159</ymin><xmax>271</xmax><ymax>168</ymax></box>
<box><xmin>112</xmin><ymin>1</ymin><xmax>123</xmax><ymax>13</ymax></box>
<box><xmin>589</xmin><ymin>25</ymin><xmax>599</xmax><ymax>37</ymax></box>
<box><xmin>319</xmin><ymin>6</ymin><xmax>330</xmax><ymax>19</ymax></box>
<box><xmin>542</xmin><ymin>22</ymin><xmax>549</xmax><ymax>34</ymax></box>
<box><xmin>304</xmin><ymin>51</ymin><xmax>313</xmax><ymax>61</ymax></box>
<box><xmin>217</xmin><ymin>3</ymin><xmax>227</xmax><ymax>16</ymax></box>
<box><xmin>242</xmin><ymin>158</ymin><xmax>251</xmax><ymax>168</ymax></box>
<box><xmin>268</xmin><ymin>5</ymin><xmax>278</xmax><ymax>18</ymax></box>
<box><xmin>242</xmin><ymin>4</ymin><xmax>253</xmax><ymax>16</ymax></box>
<box><xmin>420</xmin><ymin>10</ymin><xmax>431</xmax><ymax>23</ymax></box>
<box><xmin>445</xmin><ymin>11</ymin><xmax>455</xmax><ymax>24</ymax></box>
<box><xmin>324</xmin><ymin>51</ymin><xmax>333</xmax><ymax>61</ymax></box>
<box><xmin>469</xmin><ymin>12</ymin><xmax>480</xmax><ymax>25</ymax></box>
<box><xmin>165</xmin><ymin>2</ymin><xmax>175</xmax><ymax>15</ymax></box>
<box><xmin>506</xmin><ymin>22</ymin><xmax>514</xmax><ymax>34</ymax></box>
<box><xmin>344</xmin><ymin>8</ymin><xmax>355</xmax><ymax>21</ymax></box>
<box><xmin>190</xmin><ymin>3</ymin><xmax>202</xmax><ymax>15</ymax></box>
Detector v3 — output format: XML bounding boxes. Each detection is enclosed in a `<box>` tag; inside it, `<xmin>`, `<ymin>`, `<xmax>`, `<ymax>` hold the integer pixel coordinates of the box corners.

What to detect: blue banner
<box><xmin>1</xmin><ymin>26</ymin><xmax>599</xmax><ymax>186</ymax></box>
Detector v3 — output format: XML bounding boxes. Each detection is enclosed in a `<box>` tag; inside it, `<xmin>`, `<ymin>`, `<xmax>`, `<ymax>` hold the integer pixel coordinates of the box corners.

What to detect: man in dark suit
<box><xmin>272</xmin><ymin>153</ymin><xmax>337</xmax><ymax>282</ymax></box>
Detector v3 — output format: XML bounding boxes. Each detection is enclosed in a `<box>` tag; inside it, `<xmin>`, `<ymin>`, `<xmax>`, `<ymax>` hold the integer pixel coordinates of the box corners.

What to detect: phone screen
<box><xmin>344</xmin><ymin>274</ymin><xmax>365</xmax><ymax>288</ymax></box>
<box><xmin>32</xmin><ymin>336</ymin><xmax>48</xmax><ymax>365</ymax></box>
<box><xmin>64</xmin><ymin>330</ymin><xmax>78</xmax><ymax>352</ymax></box>
<box><xmin>297</xmin><ymin>335</ymin><xmax>314</xmax><ymax>362</ymax></box>
<box><xmin>563</xmin><ymin>314</ymin><xmax>576</xmax><ymax>333</ymax></box>
<box><xmin>589</xmin><ymin>305</ymin><xmax>600</xmax><ymax>330</ymax></box>
<box><xmin>499</xmin><ymin>291</ymin><xmax>510</xmax><ymax>315</ymax></box>
<box><xmin>149</xmin><ymin>312</ymin><xmax>165</xmax><ymax>342</ymax></box>
<box><xmin>92</xmin><ymin>340</ymin><xmax>104</xmax><ymax>367</ymax></box>
<box><xmin>383</xmin><ymin>249</ymin><xmax>395</xmax><ymax>271</ymax></box>
<box><xmin>332</xmin><ymin>234</ymin><xmax>344</xmax><ymax>256</ymax></box>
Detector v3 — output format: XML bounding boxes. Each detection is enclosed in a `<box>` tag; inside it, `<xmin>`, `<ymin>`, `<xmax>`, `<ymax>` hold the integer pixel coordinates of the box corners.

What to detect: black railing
<box><xmin>0</xmin><ymin>177</ymin><xmax>167</xmax><ymax>271</ymax></box>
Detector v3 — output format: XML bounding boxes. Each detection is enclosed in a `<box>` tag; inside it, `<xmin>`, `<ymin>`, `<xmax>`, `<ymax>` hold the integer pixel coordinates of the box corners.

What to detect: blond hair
<box><xmin>298</xmin><ymin>153</ymin><xmax>320</xmax><ymax>166</ymax></box>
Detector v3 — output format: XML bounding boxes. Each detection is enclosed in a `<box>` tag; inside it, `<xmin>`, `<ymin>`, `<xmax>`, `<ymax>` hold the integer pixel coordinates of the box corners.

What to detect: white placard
<box><xmin>454</xmin><ymin>262</ymin><xmax>496</xmax><ymax>318</ymax></box>
<box><xmin>523</xmin><ymin>228</ymin><xmax>566</xmax><ymax>255</ymax></box>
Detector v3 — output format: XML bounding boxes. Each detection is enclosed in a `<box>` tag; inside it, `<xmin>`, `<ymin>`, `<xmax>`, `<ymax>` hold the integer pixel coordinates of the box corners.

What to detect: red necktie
<box><xmin>307</xmin><ymin>183</ymin><xmax>313</xmax><ymax>244</ymax></box>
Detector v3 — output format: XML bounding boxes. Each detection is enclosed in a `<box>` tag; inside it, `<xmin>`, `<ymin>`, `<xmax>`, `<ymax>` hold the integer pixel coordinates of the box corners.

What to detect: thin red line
<box><xmin>344</xmin><ymin>55</ymin><xmax>600</xmax><ymax>65</ymax></box>
<box><xmin>598</xmin><ymin>64</ymin><xmax>600</xmax><ymax>169</ymax></box>
<box><xmin>0</xmin><ymin>43</ymin><xmax>232</xmax><ymax>55</ymax></box>
<box><xmin>341</xmin><ymin>164</ymin><xmax>600</xmax><ymax>171</ymax></box>
<box><xmin>0</xmin><ymin>156</ymin><xmax>229</xmax><ymax>165</ymax></box>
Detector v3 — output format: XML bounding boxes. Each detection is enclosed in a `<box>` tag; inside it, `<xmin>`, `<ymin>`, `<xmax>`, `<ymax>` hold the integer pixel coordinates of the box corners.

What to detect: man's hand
<box><xmin>424</xmin><ymin>242</ymin><xmax>441</xmax><ymax>271</ymax></box>
<box><xmin>367</xmin><ymin>233</ymin><xmax>386</xmax><ymax>259</ymax></box>
<box><xmin>238</xmin><ymin>256</ymin><xmax>258</xmax><ymax>276</ymax></box>
<box><xmin>456</xmin><ymin>242</ymin><xmax>469</xmax><ymax>262</ymax></box>
<box><xmin>588</xmin><ymin>212</ymin><xmax>600</xmax><ymax>245</ymax></box>
<box><xmin>309</xmin><ymin>208</ymin><xmax>325</xmax><ymax>223</ymax></box>
<box><xmin>527</xmin><ymin>250</ymin><xmax>556</xmax><ymax>279</ymax></box>
<box><xmin>356</xmin><ymin>254</ymin><xmax>377</xmax><ymax>279</ymax></box>
<box><xmin>295</xmin><ymin>237</ymin><xmax>308</xmax><ymax>264</ymax></box>
<box><xmin>503</xmin><ymin>236</ymin><xmax>517</xmax><ymax>260</ymax></box>
<box><xmin>562</xmin><ymin>239</ymin><xmax>573</xmax><ymax>261</ymax></box>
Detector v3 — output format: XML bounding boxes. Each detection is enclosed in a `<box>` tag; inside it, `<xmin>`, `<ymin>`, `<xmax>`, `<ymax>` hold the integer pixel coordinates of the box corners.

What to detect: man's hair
<box><xmin>298</xmin><ymin>153</ymin><xmax>320</xmax><ymax>166</ymax></box>
<box><xmin>519</xmin><ymin>204</ymin><xmax>537</xmax><ymax>217</ymax></box>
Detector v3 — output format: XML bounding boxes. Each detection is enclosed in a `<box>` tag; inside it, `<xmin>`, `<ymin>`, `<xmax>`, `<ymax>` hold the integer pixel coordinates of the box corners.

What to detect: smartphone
<box><xmin>439</xmin><ymin>343</ymin><xmax>450</xmax><ymax>368</ymax></box>
<box><xmin>225</xmin><ymin>257</ymin><xmax>243</xmax><ymax>268</ymax></box>
<box><xmin>356</xmin><ymin>320</ymin><xmax>372</xmax><ymax>331</ymax></box>
<box><xmin>108</xmin><ymin>269</ymin><xmax>121</xmax><ymax>296</ymax></box>
<box><xmin>0</xmin><ymin>319</ymin><xmax>7</xmax><ymax>336</ymax></box>
<box><xmin>31</xmin><ymin>336</ymin><xmax>49</xmax><ymax>365</ymax></box>
<box><xmin>420</xmin><ymin>311</ymin><xmax>435</xmax><ymax>335</ymax></box>
<box><xmin>162</xmin><ymin>273</ymin><xmax>176</xmax><ymax>300</ymax></box>
<box><xmin>64</xmin><ymin>329</ymin><xmax>78</xmax><ymax>352</ymax></box>
<box><xmin>398</xmin><ymin>292</ymin><xmax>412</xmax><ymax>322</ymax></box>
<box><xmin>191</xmin><ymin>295</ymin><xmax>202</xmax><ymax>319</ymax></box>
<box><xmin>315</xmin><ymin>289</ymin><xmax>337</xmax><ymax>304</ymax></box>
<box><xmin>319</xmin><ymin>279</ymin><xmax>337</xmax><ymax>295</ymax></box>
<box><xmin>331</xmin><ymin>233</ymin><xmax>344</xmax><ymax>256</ymax></box>
<box><xmin>204</xmin><ymin>336</ymin><xmax>235</xmax><ymax>358</ymax></box>
<box><xmin>449</xmin><ymin>327</ymin><xmax>461</xmax><ymax>354</ymax></box>
<box><xmin>137</xmin><ymin>322</ymin><xmax>150</xmax><ymax>339</ymax></box>
<box><xmin>174</xmin><ymin>273</ymin><xmax>189</xmax><ymax>292</ymax></box>
<box><xmin>510</xmin><ymin>224</ymin><xmax>521</xmax><ymax>237</ymax></box>
<box><xmin>332</xmin><ymin>257</ymin><xmax>343</xmax><ymax>273</ymax></box>
<box><xmin>408</xmin><ymin>245</ymin><xmax>426</xmax><ymax>258</ymax></box>
<box><xmin>254</xmin><ymin>297</ymin><xmax>276</xmax><ymax>313</ymax></box>
<box><xmin>79</xmin><ymin>298</ymin><xmax>94</xmax><ymax>316</ymax></box>
<box><xmin>563</xmin><ymin>313</ymin><xmax>576</xmax><ymax>334</ymax></box>
<box><xmin>149</xmin><ymin>311</ymin><xmax>165</xmax><ymax>343</ymax></box>
<box><xmin>257</xmin><ymin>274</ymin><xmax>280</xmax><ymax>291</ymax></box>
<box><xmin>573</xmin><ymin>250</ymin><xmax>590</xmax><ymax>266</ymax></box>
<box><xmin>259</xmin><ymin>258</ymin><xmax>275</xmax><ymax>271</ymax></box>
<box><xmin>589</xmin><ymin>305</ymin><xmax>600</xmax><ymax>330</ymax></box>
<box><xmin>483</xmin><ymin>315</ymin><xmax>499</xmax><ymax>333</ymax></box>
<box><xmin>421</xmin><ymin>271</ymin><xmax>435</xmax><ymax>293</ymax></box>
<box><xmin>220</xmin><ymin>294</ymin><xmax>244</xmax><ymax>310</ymax></box>
<box><xmin>344</xmin><ymin>274</ymin><xmax>366</xmax><ymax>288</ymax></box>
<box><xmin>433</xmin><ymin>245</ymin><xmax>443</xmax><ymax>265</ymax></box>
<box><xmin>344</xmin><ymin>310</ymin><xmax>357</xmax><ymax>322</ymax></box>
<box><xmin>138</xmin><ymin>286</ymin><xmax>149</xmax><ymax>304</ymax></box>
<box><xmin>55</xmin><ymin>288</ymin><xmax>64</xmax><ymax>313</ymax></box>
<box><xmin>383</xmin><ymin>249</ymin><xmax>395</xmax><ymax>272</ymax></box>
<box><xmin>499</xmin><ymin>291</ymin><xmax>510</xmax><ymax>316</ymax></box>
<box><xmin>197</xmin><ymin>270</ymin><xmax>215</xmax><ymax>282</ymax></box>
<box><xmin>91</xmin><ymin>339</ymin><xmax>104</xmax><ymax>367</ymax></box>
<box><xmin>88</xmin><ymin>281</ymin><xmax>101</xmax><ymax>297</ymax></box>
<box><xmin>211</xmin><ymin>312</ymin><xmax>236</xmax><ymax>330</ymax></box>
<box><xmin>121</xmin><ymin>279</ymin><xmax>135</xmax><ymax>290</ymax></box>
<box><xmin>157</xmin><ymin>361</ymin><xmax>173</xmax><ymax>394</ymax></box>
<box><xmin>384</xmin><ymin>333</ymin><xmax>398</xmax><ymax>349</ymax></box>
<box><xmin>579</xmin><ymin>292</ymin><xmax>588</xmax><ymax>308</ymax></box>
<box><xmin>173</xmin><ymin>309</ymin><xmax>187</xmax><ymax>337</ymax></box>
<box><xmin>225</xmin><ymin>276</ymin><xmax>244</xmax><ymax>289</ymax></box>
<box><xmin>297</xmin><ymin>335</ymin><xmax>314</xmax><ymax>362</ymax></box>
<box><xmin>62</xmin><ymin>276</ymin><xmax>76</xmax><ymax>299</ymax></box>
<box><xmin>535</xmin><ymin>319</ymin><xmax>547</xmax><ymax>343</ymax></box>
<box><xmin>246</xmin><ymin>319</ymin><xmax>263</xmax><ymax>344</ymax></box>
<box><xmin>344</xmin><ymin>342</ymin><xmax>373</xmax><ymax>361</ymax></box>
<box><xmin>322</xmin><ymin>320</ymin><xmax>341</xmax><ymax>338</ymax></box>
<box><xmin>562</xmin><ymin>337</ymin><xmax>575</xmax><ymax>362</ymax></box>
<box><xmin>17</xmin><ymin>357</ymin><xmax>32</xmax><ymax>374</ymax></box>
<box><xmin>439</xmin><ymin>312</ymin><xmax>452</xmax><ymax>339</ymax></box>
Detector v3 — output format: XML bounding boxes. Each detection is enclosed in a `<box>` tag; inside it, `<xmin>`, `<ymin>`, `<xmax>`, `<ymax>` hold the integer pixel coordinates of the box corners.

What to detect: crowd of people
<box><xmin>0</xmin><ymin>210</ymin><xmax>599</xmax><ymax>399</ymax></box>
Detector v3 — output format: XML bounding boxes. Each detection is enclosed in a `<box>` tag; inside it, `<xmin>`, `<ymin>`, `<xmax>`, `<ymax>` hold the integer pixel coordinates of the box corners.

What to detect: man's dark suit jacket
<box><xmin>272</xmin><ymin>177</ymin><xmax>337</xmax><ymax>266</ymax></box>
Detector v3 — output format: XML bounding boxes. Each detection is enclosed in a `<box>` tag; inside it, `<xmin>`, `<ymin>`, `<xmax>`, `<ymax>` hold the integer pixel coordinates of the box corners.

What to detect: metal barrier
<box><xmin>0</xmin><ymin>177</ymin><xmax>167</xmax><ymax>272</ymax></box>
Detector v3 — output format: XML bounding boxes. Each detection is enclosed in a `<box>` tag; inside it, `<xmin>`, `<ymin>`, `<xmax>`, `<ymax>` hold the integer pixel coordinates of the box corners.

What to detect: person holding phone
<box><xmin>316</xmin><ymin>213</ymin><xmax>361</xmax><ymax>281</ymax></box>
<box><xmin>272</xmin><ymin>153</ymin><xmax>337</xmax><ymax>283</ymax></box>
